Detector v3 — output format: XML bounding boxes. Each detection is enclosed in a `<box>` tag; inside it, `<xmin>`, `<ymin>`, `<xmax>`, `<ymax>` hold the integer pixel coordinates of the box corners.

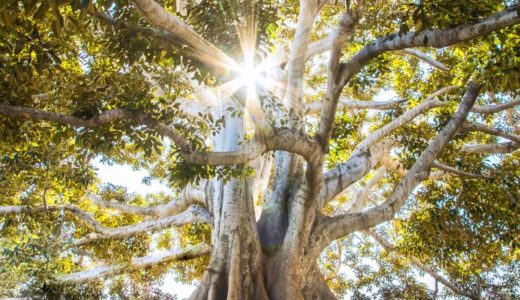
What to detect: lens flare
<box><xmin>239</xmin><ymin>59</ymin><xmax>261</xmax><ymax>88</ymax></box>
<box><xmin>212</xmin><ymin>8</ymin><xmax>287</xmax><ymax>132</ymax></box>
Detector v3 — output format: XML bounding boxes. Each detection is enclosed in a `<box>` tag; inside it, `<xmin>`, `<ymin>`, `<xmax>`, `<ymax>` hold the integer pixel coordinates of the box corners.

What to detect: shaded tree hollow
<box><xmin>188</xmin><ymin>178</ymin><xmax>335</xmax><ymax>300</ymax></box>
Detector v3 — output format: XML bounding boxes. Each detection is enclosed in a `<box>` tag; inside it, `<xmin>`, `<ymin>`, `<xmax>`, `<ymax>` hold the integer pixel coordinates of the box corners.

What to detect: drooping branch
<box><xmin>309</xmin><ymin>98</ymin><xmax>407</xmax><ymax>114</ymax></box>
<box><xmin>130</xmin><ymin>0</ymin><xmax>238</xmax><ymax>73</ymax></box>
<box><xmin>462</xmin><ymin>123</ymin><xmax>520</xmax><ymax>144</ymax></box>
<box><xmin>0</xmin><ymin>104</ymin><xmax>322</xmax><ymax>166</ymax></box>
<box><xmin>0</xmin><ymin>204</ymin><xmax>104</xmax><ymax>232</ymax></box>
<box><xmin>0</xmin><ymin>105</ymin><xmax>129</xmax><ymax>129</ymax></box>
<box><xmin>397</xmin><ymin>49</ymin><xmax>450</xmax><ymax>71</ymax></box>
<box><xmin>324</xmin><ymin>240</ymin><xmax>343</xmax><ymax>281</ymax></box>
<box><xmin>87</xmin><ymin>184</ymin><xmax>205</xmax><ymax>217</ymax></box>
<box><xmin>366</xmin><ymin>230</ymin><xmax>478</xmax><ymax>299</ymax></box>
<box><xmin>0</xmin><ymin>104</ymin><xmax>193</xmax><ymax>149</ymax></box>
<box><xmin>0</xmin><ymin>203</ymin><xmax>212</xmax><ymax>246</ymax></box>
<box><xmin>355</xmin><ymin>86</ymin><xmax>456</xmax><ymax>153</ymax></box>
<box><xmin>332</xmin><ymin>167</ymin><xmax>386</xmax><ymax>216</ymax></box>
<box><xmin>337</xmin><ymin>6</ymin><xmax>519</xmax><ymax>89</ymax></box>
<box><xmin>432</xmin><ymin>162</ymin><xmax>493</xmax><ymax>180</ymax></box>
<box><xmin>73</xmin><ymin>205</ymin><xmax>212</xmax><ymax>246</ymax></box>
<box><xmin>505</xmin><ymin>108</ymin><xmax>520</xmax><ymax>134</ymax></box>
<box><xmin>49</xmin><ymin>243</ymin><xmax>211</xmax><ymax>284</ymax></box>
<box><xmin>310</xmin><ymin>82</ymin><xmax>481</xmax><ymax>255</ymax></box>
<box><xmin>472</xmin><ymin>99</ymin><xmax>520</xmax><ymax>114</ymax></box>
<box><xmin>0</xmin><ymin>104</ymin><xmax>215</xmax><ymax>164</ymax></box>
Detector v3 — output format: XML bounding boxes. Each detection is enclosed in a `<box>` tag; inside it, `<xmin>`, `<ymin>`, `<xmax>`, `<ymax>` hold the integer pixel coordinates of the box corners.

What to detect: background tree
<box><xmin>0</xmin><ymin>0</ymin><xmax>519</xmax><ymax>299</ymax></box>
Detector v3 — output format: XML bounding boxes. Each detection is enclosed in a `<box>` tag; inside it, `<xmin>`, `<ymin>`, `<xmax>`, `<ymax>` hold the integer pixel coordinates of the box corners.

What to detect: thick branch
<box><xmin>284</xmin><ymin>0</ymin><xmax>322</xmax><ymax>109</ymax></box>
<box><xmin>0</xmin><ymin>104</ymin><xmax>320</xmax><ymax>166</ymax></box>
<box><xmin>266</xmin><ymin>128</ymin><xmax>323</xmax><ymax>167</ymax></box>
<box><xmin>320</xmin><ymin>139</ymin><xmax>395</xmax><ymax>207</ymax></box>
<box><xmin>49</xmin><ymin>243</ymin><xmax>210</xmax><ymax>284</ymax></box>
<box><xmin>461</xmin><ymin>141</ymin><xmax>520</xmax><ymax>154</ymax></box>
<box><xmin>311</xmin><ymin>82</ymin><xmax>481</xmax><ymax>254</ymax></box>
<box><xmin>301</xmin><ymin>35</ymin><xmax>453</xmax><ymax>72</ymax></box>
<box><xmin>0</xmin><ymin>203</ymin><xmax>212</xmax><ymax>246</ymax></box>
<box><xmin>337</xmin><ymin>6</ymin><xmax>519</xmax><ymax>88</ymax></box>
<box><xmin>320</xmin><ymin>86</ymin><xmax>454</xmax><ymax>206</ymax></box>
<box><xmin>73</xmin><ymin>205</ymin><xmax>212</xmax><ymax>246</ymax></box>
<box><xmin>130</xmin><ymin>0</ymin><xmax>237</xmax><ymax>73</ymax></box>
<box><xmin>317</xmin><ymin>10</ymin><xmax>360</xmax><ymax>151</ymax></box>
<box><xmin>321</xmin><ymin>4</ymin><xmax>517</xmax><ymax>151</ymax></box>
<box><xmin>184</xmin><ymin>128</ymin><xmax>323</xmax><ymax>166</ymax></box>
<box><xmin>472</xmin><ymin>99</ymin><xmax>520</xmax><ymax>114</ymax></box>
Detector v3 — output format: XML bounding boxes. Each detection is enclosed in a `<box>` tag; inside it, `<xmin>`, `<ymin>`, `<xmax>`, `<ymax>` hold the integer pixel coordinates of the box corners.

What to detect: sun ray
<box><xmin>211</xmin><ymin>2</ymin><xmax>296</xmax><ymax>132</ymax></box>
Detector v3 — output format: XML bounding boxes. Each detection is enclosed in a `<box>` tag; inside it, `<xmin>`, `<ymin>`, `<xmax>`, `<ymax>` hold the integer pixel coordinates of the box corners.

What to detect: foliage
<box><xmin>0</xmin><ymin>0</ymin><xmax>519</xmax><ymax>298</ymax></box>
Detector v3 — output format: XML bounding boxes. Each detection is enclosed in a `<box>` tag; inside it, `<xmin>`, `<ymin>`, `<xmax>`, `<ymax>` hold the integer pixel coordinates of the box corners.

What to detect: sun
<box><xmin>212</xmin><ymin>15</ymin><xmax>285</xmax><ymax>129</ymax></box>
<box><xmin>215</xmin><ymin>55</ymin><xmax>264</xmax><ymax>102</ymax></box>
<box><xmin>238</xmin><ymin>58</ymin><xmax>262</xmax><ymax>90</ymax></box>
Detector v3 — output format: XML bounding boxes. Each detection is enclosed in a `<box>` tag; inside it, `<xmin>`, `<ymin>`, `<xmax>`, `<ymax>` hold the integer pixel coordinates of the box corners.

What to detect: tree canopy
<box><xmin>0</xmin><ymin>0</ymin><xmax>519</xmax><ymax>299</ymax></box>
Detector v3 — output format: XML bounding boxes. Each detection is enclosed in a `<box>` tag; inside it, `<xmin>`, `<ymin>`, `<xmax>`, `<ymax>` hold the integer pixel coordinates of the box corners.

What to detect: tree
<box><xmin>0</xmin><ymin>0</ymin><xmax>519</xmax><ymax>299</ymax></box>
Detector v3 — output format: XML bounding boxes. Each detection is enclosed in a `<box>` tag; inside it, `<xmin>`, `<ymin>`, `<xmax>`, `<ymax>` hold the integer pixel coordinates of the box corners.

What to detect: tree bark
<box><xmin>186</xmin><ymin>94</ymin><xmax>334</xmax><ymax>299</ymax></box>
<box><xmin>4</xmin><ymin>2</ymin><xmax>518</xmax><ymax>298</ymax></box>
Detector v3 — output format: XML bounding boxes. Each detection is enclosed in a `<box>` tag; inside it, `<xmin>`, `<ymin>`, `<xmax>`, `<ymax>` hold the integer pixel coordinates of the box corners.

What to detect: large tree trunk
<box><xmin>190</xmin><ymin>175</ymin><xmax>334</xmax><ymax>300</ymax></box>
<box><xmin>189</xmin><ymin>99</ymin><xmax>334</xmax><ymax>300</ymax></box>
